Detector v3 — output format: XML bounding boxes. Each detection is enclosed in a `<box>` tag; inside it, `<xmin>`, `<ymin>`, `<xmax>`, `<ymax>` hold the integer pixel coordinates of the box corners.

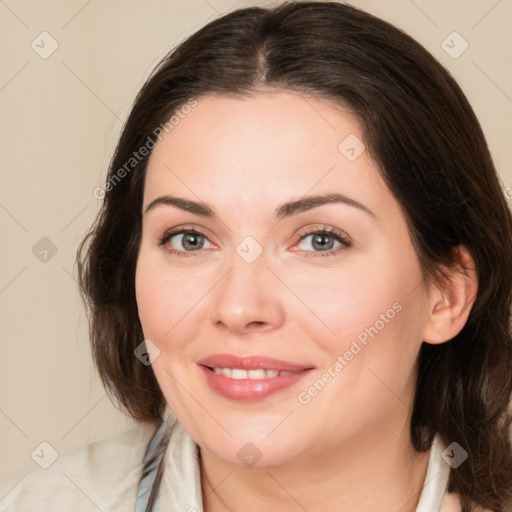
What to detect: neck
<box><xmin>200</xmin><ymin>418</ymin><xmax>431</xmax><ymax>512</ymax></box>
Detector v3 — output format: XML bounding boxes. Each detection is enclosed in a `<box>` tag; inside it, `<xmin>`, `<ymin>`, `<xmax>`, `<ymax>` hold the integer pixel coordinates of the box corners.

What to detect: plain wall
<box><xmin>1</xmin><ymin>0</ymin><xmax>511</xmax><ymax>486</ymax></box>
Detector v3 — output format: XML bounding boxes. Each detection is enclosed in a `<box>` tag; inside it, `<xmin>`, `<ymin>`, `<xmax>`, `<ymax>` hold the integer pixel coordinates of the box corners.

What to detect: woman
<box><xmin>1</xmin><ymin>2</ymin><xmax>511</xmax><ymax>511</ymax></box>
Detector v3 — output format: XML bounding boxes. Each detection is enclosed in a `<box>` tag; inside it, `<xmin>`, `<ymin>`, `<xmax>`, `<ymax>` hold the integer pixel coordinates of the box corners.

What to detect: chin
<box><xmin>199</xmin><ymin>434</ymin><xmax>303</xmax><ymax>469</ymax></box>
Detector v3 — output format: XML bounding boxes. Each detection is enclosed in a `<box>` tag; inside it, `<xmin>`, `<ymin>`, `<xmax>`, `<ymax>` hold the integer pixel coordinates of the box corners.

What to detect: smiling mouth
<box><xmin>205</xmin><ymin>367</ymin><xmax>301</xmax><ymax>379</ymax></box>
<box><xmin>196</xmin><ymin>354</ymin><xmax>314</xmax><ymax>400</ymax></box>
<box><xmin>199</xmin><ymin>361</ymin><xmax>314</xmax><ymax>401</ymax></box>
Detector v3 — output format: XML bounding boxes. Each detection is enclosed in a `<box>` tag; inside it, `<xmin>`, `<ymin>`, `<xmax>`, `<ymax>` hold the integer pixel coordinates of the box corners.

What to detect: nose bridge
<box><xmin>209</xmin><ymin>245</ymin><xmax>285</xmax><ymax>334</ymax></box>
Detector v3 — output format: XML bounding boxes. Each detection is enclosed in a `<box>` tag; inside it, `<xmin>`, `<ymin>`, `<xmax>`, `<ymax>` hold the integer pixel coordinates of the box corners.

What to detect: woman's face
<box><xmin>136</xmin><ymin>92</ymin><xmax>429</xmax><ymax>467</ymax></box>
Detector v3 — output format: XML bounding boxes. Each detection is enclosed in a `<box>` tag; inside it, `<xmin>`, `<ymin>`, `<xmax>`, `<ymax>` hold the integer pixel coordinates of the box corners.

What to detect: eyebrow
<box><xmin>144</xmin><ymin>193</ymin><xmax>376</xmax><ymax>220</ymax></box>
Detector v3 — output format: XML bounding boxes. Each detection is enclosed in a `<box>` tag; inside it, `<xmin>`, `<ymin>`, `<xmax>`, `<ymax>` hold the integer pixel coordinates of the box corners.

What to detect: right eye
<box><xmin>159</xmin><ymin>228</ymin><xmax>215</xmax><ymax>256</ymax></box>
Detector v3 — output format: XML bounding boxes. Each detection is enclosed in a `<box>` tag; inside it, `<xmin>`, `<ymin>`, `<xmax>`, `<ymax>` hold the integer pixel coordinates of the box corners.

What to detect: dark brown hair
<box><xmin>77</xmin><ymin>2</ymin><xmax>512</xmax><ymax>510</ymax></box>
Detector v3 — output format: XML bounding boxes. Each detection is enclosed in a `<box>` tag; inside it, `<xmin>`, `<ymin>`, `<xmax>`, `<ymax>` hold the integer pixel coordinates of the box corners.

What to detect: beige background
<box><xmin>1</xmin><ymin>0</ymin><xmax>511</xmax><ymax>488</ymax></box>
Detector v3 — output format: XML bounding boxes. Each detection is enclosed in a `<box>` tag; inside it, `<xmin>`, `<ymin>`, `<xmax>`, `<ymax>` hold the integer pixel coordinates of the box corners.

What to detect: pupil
<box><xmin>184</xmin><ymin>234</ymin><xmax>202</xmax><ymax>250</ymax></box>
<box><xmin>313</xmin><ymin>234</ymin><xmax>333</xmax><ymax>250</ymax></box>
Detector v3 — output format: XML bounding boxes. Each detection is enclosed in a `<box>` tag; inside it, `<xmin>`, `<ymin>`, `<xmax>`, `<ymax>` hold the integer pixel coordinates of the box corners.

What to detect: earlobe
<box><xmin>422</xmin><ymin>245</ymin><xmax>478</xmax><ymax>345</ymax></box>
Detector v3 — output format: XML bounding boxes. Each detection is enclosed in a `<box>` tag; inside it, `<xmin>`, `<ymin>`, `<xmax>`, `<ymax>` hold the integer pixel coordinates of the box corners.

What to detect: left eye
<box><xmin>296</xmin><ymin>231</ymin><xmax>346</xmax><ymax>252</ymax></box>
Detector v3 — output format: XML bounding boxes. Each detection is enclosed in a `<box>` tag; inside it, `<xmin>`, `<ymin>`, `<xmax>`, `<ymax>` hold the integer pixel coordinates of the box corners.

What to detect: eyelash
<box><xmin>158</xmin><ymin>225</ymin><xmax>352</xmax><ymax>258</ymax></box>
<box><xmin>296</xmin><ymin>226</ymin><xmax>352</xmax><ymax>258</ymax></box>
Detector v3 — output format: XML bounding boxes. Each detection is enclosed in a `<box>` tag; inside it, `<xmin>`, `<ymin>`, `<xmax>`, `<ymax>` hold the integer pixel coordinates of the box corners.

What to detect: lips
<box><xmin>211</xmin><ymin>367</ymin><xmax>296</xmax><ymax>379</ymax></box>
<box><xmin>197</xmin><ymin>354</ymin><xmax>314</xmax><ymax>401</ymax></box>
<box><xmin>198</xmin><ymin>354</ymin><xmax>311</xmax><ymax>372</ymax></box>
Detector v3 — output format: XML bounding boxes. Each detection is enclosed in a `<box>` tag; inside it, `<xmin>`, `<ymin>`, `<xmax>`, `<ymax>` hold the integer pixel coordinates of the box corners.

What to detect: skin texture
<box><xmin>135</xmin><ymin>92</ymin><xmax>477</xmax><ymax>511</ymax></box>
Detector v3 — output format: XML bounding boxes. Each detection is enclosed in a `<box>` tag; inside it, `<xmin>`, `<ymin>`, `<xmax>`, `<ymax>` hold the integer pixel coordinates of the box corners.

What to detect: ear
<box><xmin>422</xmin><ymin>245</ymin><xmax>478</xmax><ymax>345</ymax></box>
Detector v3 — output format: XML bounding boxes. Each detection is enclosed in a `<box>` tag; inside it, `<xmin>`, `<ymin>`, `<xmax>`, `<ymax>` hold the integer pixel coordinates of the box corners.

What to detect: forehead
<box><xmin>144</xmin><ymin>92</ymin><xmax>394</xmax><ymax>216</ymax></box>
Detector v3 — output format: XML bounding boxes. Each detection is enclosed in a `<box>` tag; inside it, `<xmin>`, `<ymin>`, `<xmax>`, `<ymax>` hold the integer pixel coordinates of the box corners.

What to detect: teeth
<box><xmin>248</xmin><ymin>369</ymin><xmax>267</xmax><ymax>379</ymax></box>
<box><xmin>211</xmin><ymin>367</ymin><xmax>296</xmax><ymax>379</ymax></box>
<box><xmin>231</xmin><ymin>369</ymin><xmax>247</xmax><ymax>380</ymax></box>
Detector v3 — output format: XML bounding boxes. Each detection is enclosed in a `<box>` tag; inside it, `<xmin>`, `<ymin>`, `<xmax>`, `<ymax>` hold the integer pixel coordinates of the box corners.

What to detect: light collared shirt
<box><xmin>0</xmin><ymin>405</ymin><xmax>463</xmax><ymax>511</ymax></box>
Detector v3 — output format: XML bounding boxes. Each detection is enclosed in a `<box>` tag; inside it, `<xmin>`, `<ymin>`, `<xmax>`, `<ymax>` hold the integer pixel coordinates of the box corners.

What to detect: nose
<box><xmin>209</xmin><ymin>252</ymin><xmax>285</xmax><ymax>336</ymax></box>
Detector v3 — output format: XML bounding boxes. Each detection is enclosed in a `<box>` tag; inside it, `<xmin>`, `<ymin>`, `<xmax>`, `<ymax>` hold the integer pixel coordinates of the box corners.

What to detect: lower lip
<box><xmin>199</xmin><ymin>366</ymin><xmax>313</xmax><ymax>401</ymax></box>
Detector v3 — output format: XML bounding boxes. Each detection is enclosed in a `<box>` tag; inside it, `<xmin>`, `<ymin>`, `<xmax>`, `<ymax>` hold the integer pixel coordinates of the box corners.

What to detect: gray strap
<box><xmin>135</xmin><ymin>417</ymin><xmax>174</xmax><ymax>512</ymax></box>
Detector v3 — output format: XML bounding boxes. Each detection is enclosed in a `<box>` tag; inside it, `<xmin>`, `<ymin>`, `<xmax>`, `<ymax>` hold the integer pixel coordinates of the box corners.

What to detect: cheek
<box><xmin>135</xmin><ymin>257</ymin><xmax>166</xmax><ymax>339</ymax></box>
<box><xmin>135</xmin><ymin>249</ymin><xmax>215</xmax><ymax>355</ymax></box>
<box><xmin>287</xmin><ymin>261</ymin><xmax>416</xmax><ymax>346</ymax></box>
<box><xmin>285</xmin><ymin>241</ymin><xmax>425</xmax><ymax>395</ymax></box>
<box><xmin>135</xmin><ymin>251</ymin><xmax>187</xmax><ymax>342</ymax></box>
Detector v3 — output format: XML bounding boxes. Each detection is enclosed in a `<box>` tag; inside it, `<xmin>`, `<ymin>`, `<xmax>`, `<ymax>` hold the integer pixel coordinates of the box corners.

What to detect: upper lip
<box><xmin>197</xmin><ymin>354</ymin><xmax>314</xmax><ymax>372</ymax></box>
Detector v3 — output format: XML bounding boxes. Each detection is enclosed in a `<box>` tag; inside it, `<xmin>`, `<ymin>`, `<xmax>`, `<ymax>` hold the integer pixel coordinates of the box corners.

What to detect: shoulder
<box><xmin>440</xmin><ymin>491</ymin><xmax>463</xmax><ymax>512</ymax></box>
<box><xmin>440</xmin><ymin>490</ymin><xmax>494</xmax><ymax>512</ymax></box>
<box><xmin>0</xmin><ymin>420</ymin><xmax>158</xmax><ymax>512</ymax></box>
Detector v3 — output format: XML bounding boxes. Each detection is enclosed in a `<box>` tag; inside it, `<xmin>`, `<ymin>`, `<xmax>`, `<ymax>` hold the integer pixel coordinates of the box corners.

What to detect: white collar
<box><xmin>155</xmin><ymin>409</ymin><xmax>450</xmax><ymax>511</ymax></box>
<box><xmin>415</xmin><ymin>433</ymin><xmax>451</xmax><ymax>511</ymax></box>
